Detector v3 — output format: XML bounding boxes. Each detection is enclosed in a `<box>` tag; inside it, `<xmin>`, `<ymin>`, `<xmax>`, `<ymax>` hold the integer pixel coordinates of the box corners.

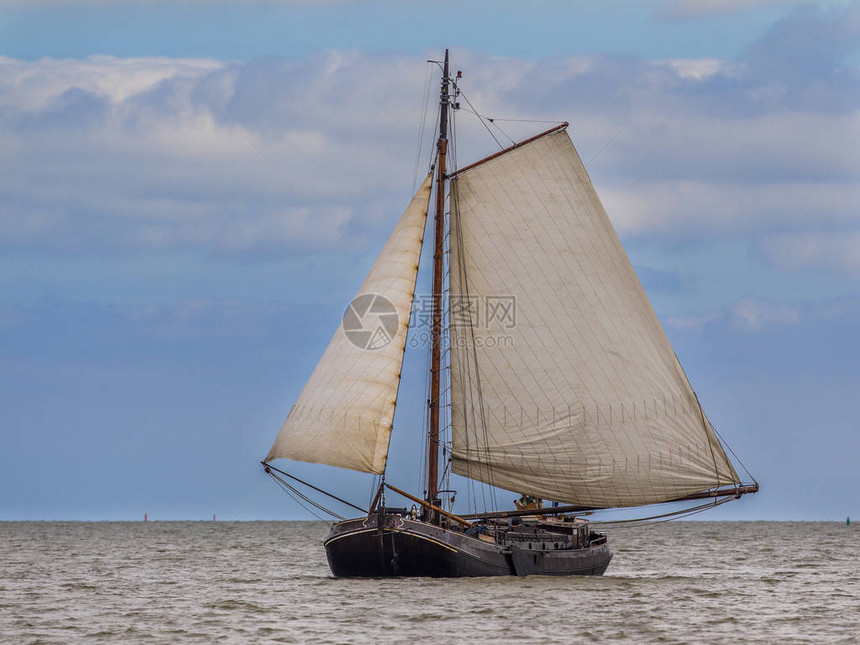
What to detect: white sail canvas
<box><xmin>448</xmin><ymin>130</ymin><xmax>739</xmax><ymax>507</ymax></box>
<box><xmin>266</xmin><ymin>173</ymin><xmax>433</xmax><ymax>474</ymax></box>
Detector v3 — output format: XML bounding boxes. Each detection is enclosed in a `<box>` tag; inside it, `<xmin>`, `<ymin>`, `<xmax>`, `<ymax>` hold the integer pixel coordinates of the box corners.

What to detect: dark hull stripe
<box><xmin>325</xmin><ymin>528</ymin><xmax>458</xmax><ymax>554</ymax></box>
<box><xmin>324</xmin><ymin>516</ymin><xmax>612</xmax><ymax>578</ymax></box>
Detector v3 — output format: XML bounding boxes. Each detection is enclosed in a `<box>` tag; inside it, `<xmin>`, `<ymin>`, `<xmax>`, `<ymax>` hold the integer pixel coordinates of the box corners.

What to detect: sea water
<box><xmin>1</xmin><ymin>521</ymin><xmax>856</xmax><ymax>643</ymax></box>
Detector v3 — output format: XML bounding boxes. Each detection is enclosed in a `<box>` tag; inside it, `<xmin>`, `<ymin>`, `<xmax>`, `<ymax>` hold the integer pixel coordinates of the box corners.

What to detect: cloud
<box><xmin>763</xmin><ymin>231</ymin><xmax>860</xmax><ymax>273</ymax></box>
<box><xmin>0</xmin><ymin>0</ymin><xmax>337</xmax><ymax>5</ymax></box>
<box><xmin>666</xmin><ymin>298</ymin><xmax>802</xmax><ymax>331</ymax></box>
<box><xmin>0</xmin><ymin>5</ymin><xmax>857</xmax><ymax>262</ymax></box>
<box><xmin>0</xmin><ymin>53</ymin><xmax>432</xmax><ymax>256</ymax></box>
<box><xmin>0</xmin><ymin>55</ymin><xmax>222</xmax><ymax>108</ymax></box>
<box><xmin>745</xmin><ymin>3</ymin><xmax>860</xmax><ymax>83</ymax></box>
<box><xmin>665</xmin><ymin>311</ymin><xmax>725</xmax><ymax>329</ymax></box>
<box><xmin>731</xmin><ymin>297</ymin><xmax>799</xmax><ymax>330</ymax></box>
<box><xmin>666</xmin><ymin>294</ymin><xmax>860</xmax><ymax>333</ymax></box>
<box><xmin>656</xmin><ymin>0</ymin><xmax>814</xmax><ymax>20</ymax></box>
<box><xmin>650</xmin><ymin>57</ymin><xmax>741</xmax><ymax>81</ymax></box>
<box><xmin>602</xmin><ymin>178</ymin><xmax>860</xmax><ymax>236</ymax></box>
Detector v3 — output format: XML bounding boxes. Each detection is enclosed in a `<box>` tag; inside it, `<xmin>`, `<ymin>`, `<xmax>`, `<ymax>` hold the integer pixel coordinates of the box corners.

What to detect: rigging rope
<box><xmin>231</xmin><ymin>478</ymin><xmax>272</xmax><ymax>520</ymax></box>
<box><xmin>710</xmin><ymin>422</ymin><xmax>759</xmax><ymax>487</ymax></box>
<box><xmin>484</xmin><ymin>117</ymin><xmax>566</xmax><ymax>124</ymax></box>
<box><xmin>263</xmin><ymin>462</ymin><xmax>366</xmax><ymax>513</ymax></box>
<box><xmin>412</xmin><ymin>62</ymin><xmax>435</xmax><ymax>193</ymax></box>
<box><xmin>590</xmin><ymin>494</ymin><xmax>737</xmax><ymax>527</ymax></box>
<box><xmin>454</xmin><ymin>86</ymin><xmax>566</xmax><ymax>149</ymax></box>
<box><xmin>584</xmin><ymin>124</ymin><xmax>626</xmax><ymax>168</ymax></box>
<box><xmin>455</xmin><ymin>90</ymin><xmax>506</xmax><ymax>149</ymax></box>
<box><xmin>267</xmin><ymin>470</ymin><xmax>345</xmax><ymax>521</ymax></box>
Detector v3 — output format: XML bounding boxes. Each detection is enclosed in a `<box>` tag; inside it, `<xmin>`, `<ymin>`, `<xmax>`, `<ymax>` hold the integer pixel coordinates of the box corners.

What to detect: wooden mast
<box><xmin>427</xmin><ymin>50</ymin><xmax>450</xmax><ymax>509</ymax></box>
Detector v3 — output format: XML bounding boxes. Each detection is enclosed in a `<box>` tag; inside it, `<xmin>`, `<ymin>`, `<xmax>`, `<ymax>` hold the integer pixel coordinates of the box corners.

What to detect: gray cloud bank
<box><xmin>0</xmin><ymin>6</ymin><xmax>857</xmax><ymax>275</ymax></box>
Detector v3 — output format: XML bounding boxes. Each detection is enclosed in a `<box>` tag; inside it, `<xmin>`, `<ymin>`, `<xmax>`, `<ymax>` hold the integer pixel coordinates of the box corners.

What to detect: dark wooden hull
<box><xmin>324</xmin><ymin>514</ymin><xmax>612</xmax><ymax>578</ymax></box>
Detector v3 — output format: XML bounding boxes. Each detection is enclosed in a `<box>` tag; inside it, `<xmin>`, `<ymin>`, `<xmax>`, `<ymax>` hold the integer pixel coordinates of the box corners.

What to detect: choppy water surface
<box><xmin>1</xmin><ymin>521</ymin><xmax>857</xmax><ymax>643</ymax></box>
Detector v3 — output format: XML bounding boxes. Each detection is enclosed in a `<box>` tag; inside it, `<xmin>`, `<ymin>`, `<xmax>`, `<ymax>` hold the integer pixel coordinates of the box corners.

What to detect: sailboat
<box><xmin>262</xmin><ymin>51</ymin><xmax>757</xmax><ymax>577</ymax></box>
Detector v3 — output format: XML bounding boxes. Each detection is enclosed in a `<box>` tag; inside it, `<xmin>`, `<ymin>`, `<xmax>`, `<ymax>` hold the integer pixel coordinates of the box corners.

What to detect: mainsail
<box><xmin>448</xmin><ymin>128</ymin><xmax>739</xmax><ymax>508</ymax></box>
<box><xmin>266</xmin><ymin>173</ymin><xmax>433</xmax><ymax>474</ymax></box>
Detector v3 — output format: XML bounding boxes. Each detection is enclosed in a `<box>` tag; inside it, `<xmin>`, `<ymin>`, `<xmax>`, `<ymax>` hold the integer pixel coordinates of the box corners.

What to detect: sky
<box><xmin>0</xmin><ymin>0</ymin><xmax>857</xmax><ymax>522</ymax></box>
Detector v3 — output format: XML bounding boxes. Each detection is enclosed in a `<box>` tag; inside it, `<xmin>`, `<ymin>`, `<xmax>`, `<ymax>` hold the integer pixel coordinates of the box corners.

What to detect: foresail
<box><xmin>449</xmin><ymin>130</ymin><xmax>739</xmax><ymax>507</ymax></box>
<box><xmin>266</xmin><ymin>174</ymin><xmax>433</xmax><ymax>474</ymax></box>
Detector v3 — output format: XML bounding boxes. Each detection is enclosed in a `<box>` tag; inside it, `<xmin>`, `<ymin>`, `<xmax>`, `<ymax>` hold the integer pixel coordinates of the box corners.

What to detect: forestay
<box><xmin>448</xmin><ymin>130</ymin><xmax>739</xmax><ymax>507</ymax></box>
<box><xmin>266</xmin><ymin>174</ymin><xmax>433</xmax><ymax>474</ymax></box>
